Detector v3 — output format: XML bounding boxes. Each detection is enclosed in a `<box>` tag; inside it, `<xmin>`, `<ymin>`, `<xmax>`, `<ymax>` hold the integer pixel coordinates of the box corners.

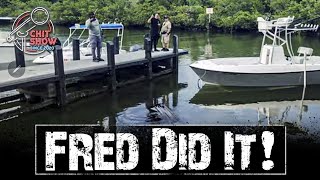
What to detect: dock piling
<box><xmin>53</xmin><ymin>45</ymin><xmax>67</xmax><ymax>107</ymax></box>
<box><xmin>144</xmin><ymin>34</ymin><xmax>150</xmax><ymax>50</ymax></box>
<box><xmin>144</xmin><ymin>34</ymin><xmax>150</xmax><ymax>39</ymax></box>
<box><xmin>107</xmin><ymin>42</ymin><xmax>117</xmax><ymax>91</ymax></box>
<box><xmin>113</xmin><ymin>36</ymin><xmax>120</xmax><ymax>55</ymax></box>
<box><xmin>72</xmin><ymin>39</ymin><xmax>80</xmax><ymax>60</ymax></box>
<box><xmin>144</xmin><ymin>37</ymin><xmax>153</xmax><ymax>80</ymax></box>
<box><xmin>172</xmin><ymin>35</ymin><xmax>179</xmax><ymax>73</ymax></box>
<box><xmin>14</xmin><ymin>44</ymin><xmax>25</xmax><ymax>67</ymax></box>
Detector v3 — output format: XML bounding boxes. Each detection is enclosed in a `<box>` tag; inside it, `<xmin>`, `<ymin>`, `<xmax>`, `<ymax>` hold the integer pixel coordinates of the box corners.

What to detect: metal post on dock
<box><xmin>144</xmin><ymin>34</ymin><xmax>150</xmax><ymax>39</ymax></box>
<box><xmin>144</xmin><ymin>37</ymin><xmax>153</xmax><ymax>80</ymax></box>
<box><xmin>143</xmin><ymin>34</ymin><xmax>150</xmax><ymax>50</ymax></box>
<box><xmin>73</xmin><ymin>39</ymin><xmax>80</xmax><ymax>60</ymax></box>
<box><xmin>172</xmin><ymin>35</ymin><xmax>179</xmax><ymax>73</ymax></box>
<box><xmin>14</xmin><ymin>44</ymin><xmax>25</xmax><ymax>67</ymax></box>
<box><xmin>54</xmin><ymin>45</ymin><xmax>67</xmax><ymax>107</ymax></box>
<box><xmin>107</xmin><ymin>41</ymin><xmax>117</xmax><ymax>91</ymax></box>
<box><xmin>113</xmin><ymin>36</ymin><xmax>120</xmax><ymax>55</ymax></box>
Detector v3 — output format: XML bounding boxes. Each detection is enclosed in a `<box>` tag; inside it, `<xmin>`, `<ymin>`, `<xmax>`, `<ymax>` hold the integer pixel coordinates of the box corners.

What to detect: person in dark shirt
<box><xmin>148</xmin><ymin>13</ymin><xmax>161</xmax><ymax>51</ymax></box>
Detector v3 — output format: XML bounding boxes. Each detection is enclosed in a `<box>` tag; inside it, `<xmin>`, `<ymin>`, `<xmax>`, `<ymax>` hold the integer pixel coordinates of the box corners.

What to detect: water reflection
<box><xmin>1</xmin><ymin>25</ymin><xmax>320</xmax><ymax>175</ymax></box>
<box><xmin>204</xmin><ymin>31</ymin><xmax>213</xmax><ymax>58</ymax></box>
<box><xmin>190</xmin><ymin>85</ymin><xmax>320</xmax><ymax>142</ymax></box>
<box><xmin>1</xmin><ymin>26</ymin><xmax>320</xmax><ymax>141</ymax></box>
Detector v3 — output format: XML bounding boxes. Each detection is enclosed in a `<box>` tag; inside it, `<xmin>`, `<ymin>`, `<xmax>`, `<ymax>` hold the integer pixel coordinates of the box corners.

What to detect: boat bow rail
<box><xmin>63</xmin><ymin>23</ymin><xmax>124</xmax><ymax>50</ymax></box>
<box><xmin>33</xmin><ymin>23</ymin><xmax>125</xmax><ymax>64</ymax></box>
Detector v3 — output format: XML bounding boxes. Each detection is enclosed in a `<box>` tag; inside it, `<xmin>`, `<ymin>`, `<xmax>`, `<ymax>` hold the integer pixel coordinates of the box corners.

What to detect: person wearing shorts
<box><xmin>160</xmin><ymin>15</ymin><xmax>172</xmax><ymax>51</ymax></box>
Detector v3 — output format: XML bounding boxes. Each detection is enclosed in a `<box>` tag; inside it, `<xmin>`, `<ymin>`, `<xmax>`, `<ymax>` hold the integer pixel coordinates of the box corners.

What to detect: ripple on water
<box><xmin>116</xmin><ymin>103</ymin><xmax>179</xmax><ymax>125</ymax></box>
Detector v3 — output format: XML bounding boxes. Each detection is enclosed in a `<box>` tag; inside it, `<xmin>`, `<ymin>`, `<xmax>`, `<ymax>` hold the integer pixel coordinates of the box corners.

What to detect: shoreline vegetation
<box><xmin>1</xmin><ymin>0</ymin><xmax>320</xmax><ymax>34</ymax></box>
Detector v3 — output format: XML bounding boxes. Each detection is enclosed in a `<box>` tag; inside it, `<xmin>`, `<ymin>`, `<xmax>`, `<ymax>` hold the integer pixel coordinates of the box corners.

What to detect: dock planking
<box><xmin>0</xmin><ymin>48</ymin><xmax>188</xmax><ymax>93</ymax></box>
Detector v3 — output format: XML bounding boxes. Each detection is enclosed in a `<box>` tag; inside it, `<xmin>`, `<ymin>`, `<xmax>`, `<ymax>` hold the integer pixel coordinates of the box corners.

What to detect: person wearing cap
<box><xmin>160</xmin><ymin>15</ymin><xmax>172</xmax><ymax>51</ymax></box>
<box><xmin>148</xmin><ymin>13</ymin><xmax>161</xmax><ymax>51</ymax></box>
<box><xmin>85</xmin><ymin>12</ymin><xmax>104</xmax><ymax>62</ymax></box>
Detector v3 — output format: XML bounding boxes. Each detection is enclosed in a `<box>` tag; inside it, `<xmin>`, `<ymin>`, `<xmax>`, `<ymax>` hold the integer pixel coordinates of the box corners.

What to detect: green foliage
<box><xmin>170</xmin><ymin>6</ymin><xmax>205</xmax><ymax>28</ymax></box>
<box><xmin>211</xmin><ymin>0</ymin><xmax>264</xmax><ymax>32</ymax></box>
<box><xmin>0</xmin><ymin>0</ymin><xmax>319</xmax><ymax>32</ymax></box>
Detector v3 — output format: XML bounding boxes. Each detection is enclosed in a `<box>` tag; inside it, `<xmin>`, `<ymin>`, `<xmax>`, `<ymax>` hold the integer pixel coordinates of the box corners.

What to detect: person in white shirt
<box><xmin>85</xmin><ymin>12</ymin><xmax>104</xmax><ymax>62</ymax></box>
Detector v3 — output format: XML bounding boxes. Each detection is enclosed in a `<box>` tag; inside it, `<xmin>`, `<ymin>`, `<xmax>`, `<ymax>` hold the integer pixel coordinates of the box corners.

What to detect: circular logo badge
<box><xmin>7</xmin><ymin>7</ymin><xmax>55</xmax><ymax>55</ymax></box>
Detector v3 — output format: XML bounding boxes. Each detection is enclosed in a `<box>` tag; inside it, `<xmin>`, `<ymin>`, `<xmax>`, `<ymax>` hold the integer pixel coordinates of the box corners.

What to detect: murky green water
<box><xmin>1</xmin><ymin>25</ymin><xmax>320</xmax><ymax>174</ymax></box>
<box><xmin>1</xmin><ymin>25</ymin><xmax>320</xmax><ymax>134</ymax></box>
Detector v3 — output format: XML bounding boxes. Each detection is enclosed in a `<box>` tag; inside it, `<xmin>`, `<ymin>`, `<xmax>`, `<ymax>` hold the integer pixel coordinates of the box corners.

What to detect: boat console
<box><xmin>258</xmin><ymin>16</ymin><xmax>319</xmax><ymax>65</ymax></box>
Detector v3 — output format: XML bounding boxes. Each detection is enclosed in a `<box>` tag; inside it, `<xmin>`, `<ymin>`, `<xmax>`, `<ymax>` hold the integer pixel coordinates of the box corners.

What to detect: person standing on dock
<box><xmin>148</xmin><ymin>13</ymin><xmax>161</xmax><ymax>51</ymax></box>
<box><xmin>161</xmin><ymin>15</ymin><xmax>172</xmax><ymax>51</ymax></box>
<box><xmin>86</xmin><ymin>12</ymin><xmax>104</xmax><ymax>62</ymax></box>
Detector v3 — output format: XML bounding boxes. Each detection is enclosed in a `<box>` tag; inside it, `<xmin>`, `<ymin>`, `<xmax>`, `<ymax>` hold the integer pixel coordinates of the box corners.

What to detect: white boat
<box><xmin>190</xmin><ymin>16</ymin><xmax>320</xmax><ymax>87</ymax></box>
<box><xmin>33</xmin><ymin>23</ymin><xmax>126</xmax><ymax>64</ymax></box>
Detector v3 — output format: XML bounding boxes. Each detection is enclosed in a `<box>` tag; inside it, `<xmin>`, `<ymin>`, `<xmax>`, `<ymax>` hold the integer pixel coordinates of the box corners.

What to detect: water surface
<box><xmin>0</xmin><ymin>26</ymin><xmax>320</xmax><ymax>162</ymax></box>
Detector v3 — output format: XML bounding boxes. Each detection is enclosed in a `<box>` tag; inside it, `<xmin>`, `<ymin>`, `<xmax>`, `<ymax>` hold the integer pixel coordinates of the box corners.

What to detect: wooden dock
<box><xmin>0</xmin><ymin>35</ymin><xmax>188</xmax><ymax>114</ymax></box>
<box><xmin>0</xmin><ymin>48</ymin><xmax>187</xmax><ymax>92</ymax></box>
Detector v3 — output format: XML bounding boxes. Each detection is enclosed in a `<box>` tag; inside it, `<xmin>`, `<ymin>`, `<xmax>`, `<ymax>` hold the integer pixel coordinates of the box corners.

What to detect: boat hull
<box><xmin>191</xmin><ymin>67</ymin><xmax>320</xmax><ymax>87</ymax></box>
